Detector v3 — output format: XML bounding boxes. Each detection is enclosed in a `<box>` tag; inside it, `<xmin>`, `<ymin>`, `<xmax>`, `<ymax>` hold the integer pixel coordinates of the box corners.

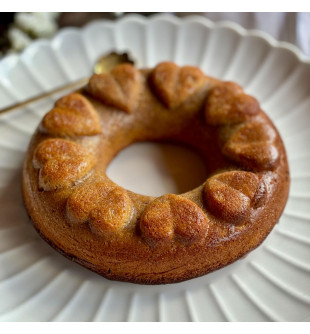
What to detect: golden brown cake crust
<box><xmin>22</xmin><ymin>62</ymin><xmax>290</xmax><ymax>284</ymax></box>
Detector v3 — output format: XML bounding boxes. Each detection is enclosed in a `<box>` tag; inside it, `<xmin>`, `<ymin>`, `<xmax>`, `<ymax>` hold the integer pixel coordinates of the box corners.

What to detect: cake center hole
<box><xmin>106</xmin><ymin>142</ymin><xmax>208</xmax><ymax>196</ymax></box>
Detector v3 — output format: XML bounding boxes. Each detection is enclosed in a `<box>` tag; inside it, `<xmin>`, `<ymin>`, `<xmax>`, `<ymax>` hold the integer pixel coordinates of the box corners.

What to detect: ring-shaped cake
<box><xmin>22</xmin><ymin>62</ymin><xmax>290</xmax><ymax>284</ymax></box>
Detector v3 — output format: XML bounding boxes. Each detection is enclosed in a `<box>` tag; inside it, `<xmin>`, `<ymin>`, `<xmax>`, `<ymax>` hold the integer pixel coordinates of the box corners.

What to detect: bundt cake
<box><xmin>22</xmin><ymin>62</ymin><xmax>290</xmax><ymax>284</ymax></box>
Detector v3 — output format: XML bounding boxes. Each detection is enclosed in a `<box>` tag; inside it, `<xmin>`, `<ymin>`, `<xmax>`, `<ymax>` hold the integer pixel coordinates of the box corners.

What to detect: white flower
<box><xmin>7</xmin><ymin>27</ymin><xmax>32</xmax><ymax>52</ymax></box>
<box><xmin>15</xmin><ymin>12</ymin><xmax>59</xmax><ymax>38</ymax></box>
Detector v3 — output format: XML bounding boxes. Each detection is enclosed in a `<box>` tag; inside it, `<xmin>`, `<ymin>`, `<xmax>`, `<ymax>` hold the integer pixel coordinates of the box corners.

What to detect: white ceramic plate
<box><xmin>0</xmin><ymin>14</ymin><xmax>310</xmax><ymax>322</ymax></box>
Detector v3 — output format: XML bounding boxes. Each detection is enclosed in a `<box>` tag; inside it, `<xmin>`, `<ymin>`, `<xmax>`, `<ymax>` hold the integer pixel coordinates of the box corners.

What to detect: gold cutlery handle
<box><xmin>0</xmin><ymin>77</ymin><xmax>89</xmax><ymax>115</ymax></box>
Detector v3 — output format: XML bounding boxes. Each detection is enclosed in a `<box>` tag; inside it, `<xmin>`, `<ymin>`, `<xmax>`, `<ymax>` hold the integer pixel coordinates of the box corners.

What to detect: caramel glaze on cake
<box><xmin>22</xmin><ymin>62</ymin><xmax>290</xmax><ymax>284</ymax></box>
